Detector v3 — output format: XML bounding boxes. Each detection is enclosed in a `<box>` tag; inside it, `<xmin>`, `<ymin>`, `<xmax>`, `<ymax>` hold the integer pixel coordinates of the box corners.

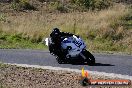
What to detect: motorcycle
<box><xmin>45</xmin><ymin>35</ymin><xmax>95</xmax><ymax>65</ymax></box>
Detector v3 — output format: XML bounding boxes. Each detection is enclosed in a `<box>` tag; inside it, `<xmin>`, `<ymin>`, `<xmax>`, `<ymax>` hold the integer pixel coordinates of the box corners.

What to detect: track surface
<box><xmin>0</xmin><ymin>49</ymin><xmax>132</xmax><ymax>76</ymax></box>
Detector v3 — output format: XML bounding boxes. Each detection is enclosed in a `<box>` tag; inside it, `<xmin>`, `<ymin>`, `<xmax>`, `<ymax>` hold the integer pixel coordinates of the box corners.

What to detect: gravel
<box><xmin>0</xmin><ymin>64</ymin><xmax>131</xmax><ymax>88</ymax></box>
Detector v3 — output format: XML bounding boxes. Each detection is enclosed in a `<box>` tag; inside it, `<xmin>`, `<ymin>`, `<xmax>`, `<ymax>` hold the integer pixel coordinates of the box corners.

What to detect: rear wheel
<box><xmin>81</xmin><ymin>50</ymin><xmax>95</xmax><ymax>65</ymax></box>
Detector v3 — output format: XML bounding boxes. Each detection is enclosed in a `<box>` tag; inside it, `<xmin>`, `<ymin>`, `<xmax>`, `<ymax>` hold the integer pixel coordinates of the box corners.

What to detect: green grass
<box><xmin>87</xmin><ymin>38</ymin><xmax>128</xmax><ymax>52</ymax></box>
<box><xmin>0</xmin><ymin>33</ymin><xmax>47</xmax><ymax>49</ymax></box>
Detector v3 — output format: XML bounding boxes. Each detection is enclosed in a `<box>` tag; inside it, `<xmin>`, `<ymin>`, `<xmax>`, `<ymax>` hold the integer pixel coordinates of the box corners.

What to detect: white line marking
<box><xmin>6</xmin><ymin>63</ymin><xmax>132</xmax><ymax>80</ymax></box>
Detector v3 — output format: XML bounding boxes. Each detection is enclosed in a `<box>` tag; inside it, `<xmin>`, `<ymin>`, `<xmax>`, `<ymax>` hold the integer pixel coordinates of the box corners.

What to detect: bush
<box><xmin>0</xmin><ymin>14</ymin><xmax>6</xmax><ymax>22</ymax></box>
<box><xmin>94</xmin><ymin>0</ymin><xmax>113</xmax><ymax>10</ymax></box>
<box><xmin>57</xmin><ymin>4</ymin><xmax>68</xmax><ymax>13</ymax></box>
<box><xmin>71</xmin><ymin>0</ymin><xmax>113</xmax><ymax>10</ymax></box>
<box><xmin>38</xmin><ymin>0</ymin><xmax>46</xmax><ymax>3</ymax></box>
<box><xmin>11</xmin><ymin>0</ymin><xmax>36</xmax><ymax>11</ymax></box>
<box><xmin>49</xmin><ymin>1</ymin><xmax>68</xmax><ymax>13</ymax></box>
<box><xmin>11</xmin><ymin>1</ymin><xmax>20</xmax><ymax>10</ymax></box>
<box><xmin>38</xmin><ymin>0</ymin><xmax>59</xmax><ymax>3</ymax></box>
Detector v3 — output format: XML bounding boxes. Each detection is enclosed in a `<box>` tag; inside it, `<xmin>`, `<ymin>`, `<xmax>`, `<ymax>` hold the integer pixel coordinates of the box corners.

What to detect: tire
<box><xmin>81</xmin><ymin>50</ymin><xmax>95</xmax><ymax>65</ymax></box>
<box><xmin>56</xmin><ymin>56</ymin><xmax>65</xmax><ymax>64</ymax></box>
<box><xmin>49</xmin><ymin>43</ymin><xmax>55</xmax><ymax>53</ymax></box>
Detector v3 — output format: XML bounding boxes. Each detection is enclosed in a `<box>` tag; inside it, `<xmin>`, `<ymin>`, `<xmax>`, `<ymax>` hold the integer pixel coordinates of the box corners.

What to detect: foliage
<box><xmin>71</xmin><ymin>0</ymin><xmax>113</xmax><ymax>10</ymax></box>
<box><xmin>38</xmin><ymin>0</ymin><xmax>58</xmax><ymax>3</ymax></box>
<box><xmin>0</xmin><ymin>14</ymin><xmax>6</xmax><ymax>22</ymax></box>
<box><xmin>11</xmin><ymin>0</ymin><xmax>36</xmax><ymax>11</ymax></box>
<box><xmin>122</xmin><ymin>9</ymin><xmax>132</xmax><ymax>30</ymax></box>
<box><xmin>49</xmin><ymin>1</ymin><xmax>68</xmax><ymax>12</ymax></box>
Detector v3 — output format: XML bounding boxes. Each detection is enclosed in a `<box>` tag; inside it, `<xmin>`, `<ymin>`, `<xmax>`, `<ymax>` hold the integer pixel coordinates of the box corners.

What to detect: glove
<box><xmin>75</xmin><ymin>35</ymin><xmax>79</xmax><ymax>38</ymax></box>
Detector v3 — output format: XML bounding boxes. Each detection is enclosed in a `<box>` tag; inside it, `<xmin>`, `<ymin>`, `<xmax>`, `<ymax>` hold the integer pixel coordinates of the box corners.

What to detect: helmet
<box><xmin>53</xmin><ymin>28</ymin><xmax>60</xmax><ymax>33</ymax></box>
<box><xmin>52</xmin><ymin>28</ymin><xmax>60</xmax><ymax>35</ymax></box>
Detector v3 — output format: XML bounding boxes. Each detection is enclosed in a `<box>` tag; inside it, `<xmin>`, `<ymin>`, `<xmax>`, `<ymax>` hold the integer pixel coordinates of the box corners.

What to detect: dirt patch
<box><xmin>0</xmin><ymin>64</ymin><xmax>82</xmax><ymax>88</ymax></box>
<box><xmin>0</xmin><ymin>64</ymin><xmax>131</xmax><ymax>88</ymax></box>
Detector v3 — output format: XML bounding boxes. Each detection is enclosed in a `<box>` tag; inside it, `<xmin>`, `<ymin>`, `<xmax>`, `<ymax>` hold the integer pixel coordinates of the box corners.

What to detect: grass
<box><xmin>0</xmin><ymin>3</ymin><xmax>132</xmax><ymax>54</ymax></box>
<box><xmin>0</xmin><ymin>33</ymin><xmax>46</xmax><ymax>49</ymax></box>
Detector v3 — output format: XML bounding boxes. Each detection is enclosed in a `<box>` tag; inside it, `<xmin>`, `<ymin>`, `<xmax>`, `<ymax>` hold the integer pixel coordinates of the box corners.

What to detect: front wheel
<box><xmin>81</xmin><ymin>50</ymin><xmax>95</xmax><ymax>65</ymax></box>
<box><xmin>56</xmin><ymin>56</ymin><xmax>64</xmax><ymax>64</ymax></box>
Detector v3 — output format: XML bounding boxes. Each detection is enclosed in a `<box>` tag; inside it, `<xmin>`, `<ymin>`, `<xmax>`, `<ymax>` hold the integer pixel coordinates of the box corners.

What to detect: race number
<box><xmin>73</xmin><ymin>40</ymin><xmax>82</xmax><ymax>48</ymax></box>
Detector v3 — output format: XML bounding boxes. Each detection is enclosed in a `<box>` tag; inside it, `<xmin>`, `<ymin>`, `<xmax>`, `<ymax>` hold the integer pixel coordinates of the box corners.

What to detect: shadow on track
<box><xmin>93</xmin><ymin>63</ymin><xmax>115</xmax><ymax>66</ymax></box>
<box><xmin>70</xmin><ymin>62</ymin><xmax>115</xmax><ymax>66</ymax></box>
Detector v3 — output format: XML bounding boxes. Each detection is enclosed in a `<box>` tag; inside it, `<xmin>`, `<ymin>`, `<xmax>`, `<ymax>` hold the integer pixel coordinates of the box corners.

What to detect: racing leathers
<box><xmin>50</xmin><ymin>31</ymin><xmax>73</xmax><ymax>58</ymax></box>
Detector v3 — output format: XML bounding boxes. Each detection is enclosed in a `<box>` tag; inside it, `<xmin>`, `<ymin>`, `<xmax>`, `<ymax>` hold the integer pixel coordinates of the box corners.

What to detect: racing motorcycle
<box><xmin>45</xmin><ymin>35</ymin><xmax>95</xmax><ymax>65</ymax></box>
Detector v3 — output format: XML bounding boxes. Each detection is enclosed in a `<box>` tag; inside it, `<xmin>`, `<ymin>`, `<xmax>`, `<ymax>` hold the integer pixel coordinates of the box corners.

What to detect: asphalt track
<box><xmin>0</xmin><ymin>49</ymin><xmax>132</xmax><ymax>76</ymax></box>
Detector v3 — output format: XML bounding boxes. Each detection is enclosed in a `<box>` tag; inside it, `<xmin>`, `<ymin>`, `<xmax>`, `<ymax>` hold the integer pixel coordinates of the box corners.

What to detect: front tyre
<box><xmin>56</xmin><ymin>56</ymin><xmax>65</xmax><ymax>64</ymax></box>
<box><xmin>49</xmin><ymin>44</ymin><xmax>54</xmax><ymax>54</ymax></box>
<box><xmin>82</xmin><ymin>50</ymin><xmax>95</xmax><ymax>65</ymax></box>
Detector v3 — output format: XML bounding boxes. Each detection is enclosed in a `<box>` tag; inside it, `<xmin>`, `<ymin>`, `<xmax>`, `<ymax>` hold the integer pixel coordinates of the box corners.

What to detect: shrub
<box><xmin>38</xmin><ymin>0</ymin><xmax>59</xmax><ymax>3</ymax></box>
<box><xmin>11</xmin><ymin>1</ymin><xmax>20</xmax><ymax>10</ymax></box>
<box><xmin>38</xmin><ymin>0</ymin><xmax>46</xmax><ymax>3</ymax></box>
<box><xmin>49</xmin><ymin>1</ymin><xmax>68</xmax><ymax>13</ymax></box>
<box><xmin>11</xmin><ymin>0</ymin><xmax>36</xmax><ymax>11</ymax></box>
<box><xmin>56</xmin><ymin>4</ymin><xmax>68</xmax><ymax>13</ymax></box>
<box><xmin>94</xmin><ymin>0</ymin><xmax>112</xmax><ymax>10</ymax></box>
<box><xmin>20</xmin><ymin>0</ymin><xmax>35</xmax><ymax>10</ymax></box>
<box><xmin>0</xmin><ymin>14</ymin><xmax>6</xmax><ymax>22</ymax></box>
<box><xmin>71</xmin><ymin>0</ymin><xmax>113</xmax><ymax>10</ymax></box>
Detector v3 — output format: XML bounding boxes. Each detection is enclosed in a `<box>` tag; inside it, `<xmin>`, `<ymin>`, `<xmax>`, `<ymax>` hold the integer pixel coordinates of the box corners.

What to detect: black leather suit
<box><xmin>50</xmin><ymin>31</ymin><xmax>73</xmax><ymax>57</ymax></box>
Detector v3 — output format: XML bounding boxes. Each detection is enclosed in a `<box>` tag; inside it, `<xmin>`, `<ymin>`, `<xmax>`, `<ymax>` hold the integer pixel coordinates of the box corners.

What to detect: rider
<box><xmin>50</xmin><ymin>28</ymin><xmax>73</xmax><ymax>57</ymax></box>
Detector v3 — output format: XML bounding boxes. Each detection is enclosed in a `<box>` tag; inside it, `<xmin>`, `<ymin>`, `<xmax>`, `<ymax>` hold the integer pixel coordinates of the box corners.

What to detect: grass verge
<box><xmin>0</xmin><ymin>33</ymin><xmax>46</xmax><ymax>49</ymax></box>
